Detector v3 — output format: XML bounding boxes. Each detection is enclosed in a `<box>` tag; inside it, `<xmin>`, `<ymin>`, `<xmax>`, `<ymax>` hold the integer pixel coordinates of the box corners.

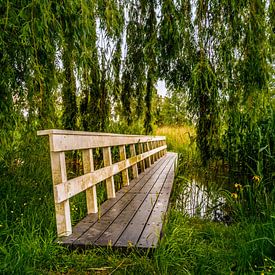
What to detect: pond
<box><xmin>175</xmin><ymin>169</ymin><xmax>233</xmax><ymax>224</ymax></box>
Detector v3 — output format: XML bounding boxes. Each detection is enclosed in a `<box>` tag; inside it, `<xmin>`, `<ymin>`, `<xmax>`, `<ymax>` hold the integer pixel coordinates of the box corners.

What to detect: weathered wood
<box><xmin>115</xmin><ymin>193</ymin><xmax>158</xmax><ymax>247</ymax></box>
<box><xmin>137</xmin><ymin>163</ymin><xmax>175</xmax><ymax>248</ymax></box>
<box><xmin>38</xmin><ymin>130</ymin><xmax>165</xmax><ymax>152</ymax></box>
<box><xmin>75</xmin><ymin>192</ymin><xmax>136</xmax><ymax>245</ymax></box>
<box><xmin>145</xmin><ymin>142</ymin><xmax>152</xmax><ymax>168</ymax></box>
<box><xmin>94</xmin><ymin>193</ymin><xmax>147</xmax><ymax>246</ymax></box>
<box><xmin>103</xmin><ymin>147</ymin><xmax>116</xmax><ymax>199</ymax></box>
<box><xmin>59</xmin><ymin>157</ymin><xmax>168</xmax><ymax>245</ymax></box>
<box><xmin>54</xmin><ymin>145</ymin><xmax>167</xmax><ymax>203</ymax></box>
<box><xmin>38</xmin><ymin>129</ymin><xmax>170</xmax><ymax>240</ymax></box>
<box><xmin>119</xmin><ymin>145</ymin><xmax>129</xmax><ymax>186</ymax></box>
<box><xmin>138</xmin><ymin>143</ymin><xmax>145</xmax><ymax>172</ymax></box>
<box><xmin>58</xmin><ymin>153</ymin><xmax>177</xmax><ymax>248</ymax></box>
<box><xmin>50</xmin><ymin>152</ymin><xmax>72</xmax><ymax>237</ymax></box>
<box><xmin>129</xmin><ymin>144</ymin><xmax>138</xmax><ymax>178</ymax></box>
<box><xmin>83</xmin><ymin>149</ymin><xmax>98</xmax><ymax>214</ymax></box>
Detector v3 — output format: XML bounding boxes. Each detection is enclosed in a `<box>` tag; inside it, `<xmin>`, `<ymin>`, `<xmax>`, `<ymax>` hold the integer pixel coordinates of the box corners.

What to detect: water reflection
<box><xmin>177</xmin><ymin>179</ymin><xmax>229</xmax><ymax>223</ymax></box>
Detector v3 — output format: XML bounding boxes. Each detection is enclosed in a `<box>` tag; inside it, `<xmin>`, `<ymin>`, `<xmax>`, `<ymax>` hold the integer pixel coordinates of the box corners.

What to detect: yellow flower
<box><xmin>235</xmin><ymin>183</ymin><xmax>242</xmax><ymax>190</ymax></box>
<box><xmin>231</xmin><ymin>193</ymin><xmax>238</xmax><ymax>199</ymax></box>
<box><xmin>252</xmin><ymin>175</ymin><xmax>261</xmax><ymax>182</ymax></box>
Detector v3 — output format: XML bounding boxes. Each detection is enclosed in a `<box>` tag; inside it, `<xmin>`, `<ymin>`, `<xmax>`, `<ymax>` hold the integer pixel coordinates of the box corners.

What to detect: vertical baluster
<box><xmin>138</xmin><ymin>143</ymin><xmax>145</xmax><ymax>172</ymax></box>
<box><xmin>119</xmin><ymin>145</ymin><xmax>129</xmax><ymax>186</ymax></box>
<box><xmin>50</xmin><ymin>151</ymin><xmax>72</xmax><ymax>237</ymax></box>
<box><xmin>149</xmin><ymin>141</ymin><xmax>154</xmax><ymax>164</ymax></box>
<box><xmin>130</xmin><ymin>144</ymin><xmax>138</xmax><ymax>178</ymax></box>
<box><xmin>161</xmin><ymin>140</ymin><xmax>164</xmax><ymax>156</ymax></box>
<box><xmin>146</xmin><ymin>141</ymin><xmax>152</xmax><ymax>167</ymax></box>
<box><xmin>83</xmin><ymin>149</ymin><xmax>98</xmax><ymax>213</ymax></box>
<box><xmin>153</xmin><ymin>141</ymin><xmax>157</xmax><ymax>162</ymax></box>
<box><xmin>103</xmin><ymin>147</ymin><xmax>116</xmax><ymax>198</ymax></box>
<box><xmin>156</xmin><ymin>141</ymin><xmax>160</xmax><ymax>160</ymax></box>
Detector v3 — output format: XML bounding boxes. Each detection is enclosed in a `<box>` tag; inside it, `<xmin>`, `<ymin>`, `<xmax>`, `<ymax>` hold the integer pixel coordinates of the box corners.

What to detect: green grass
<box><xmin>1</xmin><ymin>128</ymin><xmax>275</xmax><ymax>274</ymax></box>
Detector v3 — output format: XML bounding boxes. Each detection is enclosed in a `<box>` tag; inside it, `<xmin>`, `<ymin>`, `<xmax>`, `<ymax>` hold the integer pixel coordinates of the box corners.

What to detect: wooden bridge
<box><xmin>38</xmin><ymin>130</ymin><xmax>177</xmax><ymax>248</ymax></box>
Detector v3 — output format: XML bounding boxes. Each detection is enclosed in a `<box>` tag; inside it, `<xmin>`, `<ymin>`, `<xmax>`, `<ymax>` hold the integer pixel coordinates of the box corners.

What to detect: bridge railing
<box><xmin>37</xmin><ymin>129</ymin><xmax>167</xmax><ymax>237</ymax></box>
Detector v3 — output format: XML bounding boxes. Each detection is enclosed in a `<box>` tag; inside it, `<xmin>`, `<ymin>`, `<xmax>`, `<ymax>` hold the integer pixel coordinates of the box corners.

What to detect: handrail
<box><xmin>38</xmin><ymin>129</ymin><xmax>167</xmax><ymax>237</ymax></box>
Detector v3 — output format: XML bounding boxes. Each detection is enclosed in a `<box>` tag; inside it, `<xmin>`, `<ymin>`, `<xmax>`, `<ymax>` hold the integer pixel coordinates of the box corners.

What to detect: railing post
<box><xmin>156</xmin><ymin>141</ymin><xmax>161</xmax><ymax>159</ymax></box>
<box><xmin>119</xmin><ymin>145</ymin><xmax>129</xmax><ymax>186</ymax></box>
<box><xmin>149</xmin><ymin>141</ymin><xmax>154</xmax><ymax>165</ymax></box>
<box><xmin>83</xmin><ymin>149</ymin><xmax>98</xmax><ymax>214</ymax></box>
<box><xmin>138</xmin><ymin>143</ymin><xmax>145</xmax><ymax>172</ymax></box>
<box><xmin>50</xmin><ymin>151</ymin><xmax>72</xmax><ymax>237</ymax></box>
<box><xmin>160</xmin><ymin>140</ymin><xmax>164</xmax><ymax>157</ymax></box>
<box><xmin>146</xmin><ymin>141</ymin><xmax>152</xmax><ymax>168</ymax></box>
<box><xmin>152</xmin><ymin>141</ymin><xmax>157</xmax><ymax>162</ymax></box>
<box><xmin>130</xmin><ymin>144</ymin><xmax>138</xmax><ymax>178</ymax></box>
<box><xmin>103</xmin><ymin>147</ymin><xmax>116</xmax><ymax>198</ymax></box>
<box><xmin>164</xmin><ymin>140</ymin><xmax>167</xmax><ymax>154</ymax></box>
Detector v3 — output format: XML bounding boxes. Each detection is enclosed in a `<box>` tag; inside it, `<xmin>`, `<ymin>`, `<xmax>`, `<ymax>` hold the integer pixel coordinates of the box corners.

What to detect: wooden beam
<box><xmin>50</xmin><ymin>151</ymin><xmax>72</xmax><ymax>237</ymax></box>
<box><xmin>54</xmin><ymin>145</ymin><xmax>167</xmax><ymax>203</ymax></box>
<box><xmin>145</xmin><ymin>142</ymin><xmax>152</xmax><ymax>168</ymax></box>
<box><xmin>119</xmin><ymin>145</ymin><xmax>129</xmax><ymax>186</ymax></box>
<box><xmin>129</xmin><ymin>144</ymin><xmax>138</xmax><ymax>178</ymax></box>
<box><xmin>103</xmin><ymin>147</ymin><xmax>116</xmax><ymax>198</ymax></box>
<box><xmin>40</xmin><ymin>132</ymin><xmax>165</xmax><ymax>152</ymax></box>
<box><xmin>83</xmin><ymin>149</ymin><xmax>98</xmax><ymax>214</ymax></box>
<box><xmin>138</xmin><ymin>143</ymin><xmax>145</xmax><ymax>172</ymax></box>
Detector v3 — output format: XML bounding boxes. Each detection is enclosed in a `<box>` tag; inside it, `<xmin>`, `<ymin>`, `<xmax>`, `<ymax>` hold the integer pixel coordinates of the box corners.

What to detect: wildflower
<box><xmin>235</xmin><ymin>183</ymin><xmax>242</xmax><ymax>190</ymax></box>
<box><xmin>231</xmin><ymin>193</ymin><xmax>238</xmax><ymax>199</ymax></box>
<box><xmin>0</xmin><ymin>224</ymin><xmax>3</xmax><ymax>228</ymax></box>
<box><xmin>11</xmin><ymin>210</ymin><xmax>14</xmax><ymax>214</ymax></box>
<box><xmin>252</xmin><ymin>175</ymin><xmax>261</xmax><ymax>182</ymax></box>
<box><xmin>23</xmin><ymin>203</ymin><xmax>27</xmax><ymax>206</ymax></box>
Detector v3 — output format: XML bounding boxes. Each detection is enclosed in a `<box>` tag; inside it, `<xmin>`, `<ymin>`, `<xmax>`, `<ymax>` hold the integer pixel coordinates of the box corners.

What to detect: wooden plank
<box><xmin>59</xmin><ymin>153</ymin><xmax>177</xmax><ymax>248</ymax></box>
<box><xmin>95</xmin><ymin>193</ymin><xmax>147</xmax><ymax>246</ymax></box>
<box><xmin>38</xmin><ymin>129</ymin><xmax>166</xmax><ymax>139</ymax></box>
<box><xmin>59</xmin><ymin>155</ymin><xmax>170</xmax><ymax>244</ymax></box>
<box><xmin>83</xmin><ymin>149</ymin><xmax>98</xmax><ymax>214</ymax></box>
<box><xmin>43</xmin><ymin>132</ymin><xmax>165</xmax><ymax>152</ymax></box>
<box><xmin>127</xmin><ymin>156</ymin><xmax>171</xmax><ymax>194</ymax></box>
<box><xmin>50</xmin><ymin>152</ymin><xmax>72</xmax><ymax>237</ymax></box>
<box><xmin>54</xmin><ymin>145</ymin><xmax>167</xmax><ymax>203</ymax></box>
<box><xmin>137</xmin><ymin>155</ymin><xmax>176</xmax><ymax>248</ymax></box>
<box><xmin>103</xmin><ymin>147</ymin><xmax>116</xmax><ymax>199</ymax></box>
<box><xmin>94</xmin><ymin>156</ymin><xmax>174</xmax><ymax>246</ymax></box>
<box><xmin>74</xmin><ymin>192</ymin><xmax>136</xmax><ymax>245</ymax></box>
<box><xmin>119</xmin><ymin>145</ymin><xmax>129</xmax><ymax>186</ymax></box>
<box><xmin>115</xmin><ymin>193</ymin><xmax>158</xmax><ymax>247</ymax></box>
<box><xmin>149</xmin><ymin>157</ymin><xmax>175</xmax><ymax>194</ymax></box>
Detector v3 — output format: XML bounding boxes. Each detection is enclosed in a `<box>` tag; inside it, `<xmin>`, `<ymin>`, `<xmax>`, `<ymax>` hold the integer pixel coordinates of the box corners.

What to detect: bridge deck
<box><xmin>58</xmin><ymin>152</ymin><xmax>178</xmax><ymax>249</ymax></box>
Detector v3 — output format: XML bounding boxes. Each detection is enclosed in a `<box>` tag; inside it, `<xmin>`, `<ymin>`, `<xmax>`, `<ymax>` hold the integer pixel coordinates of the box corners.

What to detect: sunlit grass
<box><xmin>156</xmin><ymin>125</ymin><xmax>196</xmax><ymax>152</ymax></box>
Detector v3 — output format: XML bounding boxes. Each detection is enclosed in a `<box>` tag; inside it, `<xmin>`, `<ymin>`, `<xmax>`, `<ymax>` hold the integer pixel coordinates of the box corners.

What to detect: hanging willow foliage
<box><xmin>0</xmin><ymin>0</ymin><xmax>273</xmax><ymax>171</ymax></box>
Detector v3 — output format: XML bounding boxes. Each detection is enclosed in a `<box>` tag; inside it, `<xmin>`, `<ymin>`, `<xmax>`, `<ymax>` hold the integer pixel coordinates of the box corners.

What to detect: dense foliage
<box><xmin>0</xmin><ymin>1</ymin><xmax>274</xmax><ymax>273</ymax></box>
<box><xmin>1</xmin><ymin>0</ymin><xmax>273</xmax><ymax>167</ymax></box>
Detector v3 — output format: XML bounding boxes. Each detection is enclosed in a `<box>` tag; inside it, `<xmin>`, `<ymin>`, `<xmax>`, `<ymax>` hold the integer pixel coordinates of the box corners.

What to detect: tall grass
<box><xmin>156</xmin><ymin>125</ymin><xmax>196</xmax><ymax>152</ymax></box>
<box><xmin>1</xmin><ymin>126</ymin><xmax>275</xmax><ymax>274</ymax></box>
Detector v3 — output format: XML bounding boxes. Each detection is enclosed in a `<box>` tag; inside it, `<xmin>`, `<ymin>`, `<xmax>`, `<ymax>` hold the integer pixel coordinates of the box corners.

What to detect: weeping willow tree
<box><xmin>120</xmin><ymin>0</ymin><xmax>158</xmax><ymax>133</ymax></box>
<box><xmin>157</xmin><ymin>0</ymin><xmax>273</xmax><ymax>169</ymax></box>
<box><xmin>0</xmin><ymin>0</ymin><xmax>273</xmax><ymax>173</ymax></box>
